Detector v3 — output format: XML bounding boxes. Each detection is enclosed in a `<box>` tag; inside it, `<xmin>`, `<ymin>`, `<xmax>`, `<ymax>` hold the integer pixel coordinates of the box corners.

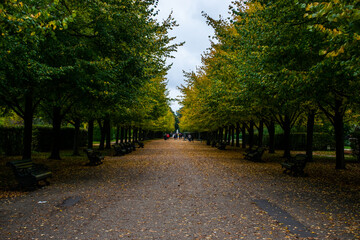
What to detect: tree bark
<box><xmin>72</xmin><ymin>118</ymin><xmax>80</xmax><ymax>156</ymax></box>
<box><xmin>266</xmin><ymin>120</ymin><xmax>275</xmax><ymax>153</ymax></box>
<box><xmin>133</xmin><ymin>127</ymin><xmax>137</xmax><ymax>141</ymax></box>
<box><xmin>128</xmin><ymin>127</ymin><xmax>132</xmax><ymax>142</ymax></box>
<box><xmin>306</xmin><ymin>111</ymin><xmax>315</xmax><ymax>162</ymax></box>
<box><xmin>241</xmin><ymin>123</ymin><xmax>246</xmax><ymax>149</ymax></box>
<box><xmin>282</xmin><ymin>115</ymin><xmax>291</xmax><ymax>159</ymax></box>
<box><xmin>124</xmin><ymin>127</ymin><xmax>128</xmax><ymax>142</ymax></box>
<box><xmin>224</xmin><ymin>126</ymin><xmax>228</xmax><ymax>143</ymax></box>
<box><xmin>105</xmin><ymin>118</ymin><xmax>111</xmax><ymax>149</ymax></box>
<box><xmin>120</xmin><ymin>126</ymin><xmax>124</xmax><ymax>143</ymax></box>
<box><xmin>116</xmin><ymin>125</ymin><xmax>119</xmax><ymax>144</ymax></box>
<box><xmin>87</xmin><ymin>120</ymin><xmax>94</xmax><ymax>149</ymax></box>
<box><xmin>49</xmin><ymin>106</ymin><xmax>62</xmax><ymax>160</ymax></box>
<box><xmin>236</xmin><ymin>122</ymin><xmax>240</xmax><ymax>147</ymax></box>
<box><xmin>334</xmin><ymin>99</ymin><xmax>345</xmax><ymax>169</ymax></box>
<box><xmin>231</xmin><ymin>125</ymin><xmax>235</xmax><ymax>146</ymax></box>
<box><xmin>258</xmin><ymin>120</ymin><xmax>264</xmax><ymax>147</ymax></box>
<box><xmin>219</xmin><ymin>127</ymin><xmax>223</xmax><ymax>142</ymax></box>
<box><xmin>248</xmin><ymin>120</ymin><xmax>254</xmax><ymax>149</ymax></box>
<box><xmin>22</xmin><ymin>94</ymin><xmax>33</xmax><ymax>160</ymax></box>
<box><xmin>98</xmin><ymin>120</ymin><xmax>105</xmax><ymax>150</ymax></box>
<box><xmin>206</xmin><ymin>131</ymin><xmax>211</xmax><ymax>145</ymax></box>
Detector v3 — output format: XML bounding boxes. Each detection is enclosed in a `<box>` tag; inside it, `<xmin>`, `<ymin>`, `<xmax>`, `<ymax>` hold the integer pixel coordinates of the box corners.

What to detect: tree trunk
<box><xmin>206</xmin><ymin>131</ymin><xmax>211</xmax><ymax>145</ymax></box>
<box><xmin>49</xmin><ymin>106</ymin><xmax>62</xmax><ymax>160</ymax></box>
<box><xmin>116</xmin><ymin>125</ymin><xmax>119</xmax><ymax>144</ymax></box>
<box><xmin>133</xmin><ymin>127</ymin><xmax>137</xmax><ymax>141</ymax></box>
<box><xmin>98</xmin><ymin>120</ymin><xmax>105</xmax><ymax>150</ymax></box>
<box><xmin>124</xmin><ymin>127</ymin><xmax>128</xmax><ymax>142</ymax></box>
<box><xmin>334</xmin><ymin>100</ymin><xmax>345</xmax><ymax>169</ymax></box>
<box><xmin>258</xmin><ymin>120</ymin><xmax>264</xmax><ymax>147</ymax></box>
<box><xmin>231</xmin><ymin>126</ymin><xmax>235</xmax><ymax>146</ymax></box>
<box><xmin>282</xmin><ymin>115</ymin><xmax>291</xmax><ymax>159</ymax></box>
<box><xmin>266</xmin><ymin>121</ymin><xmax>275</xmax><ymax>153</ymax></box>
<box><xmin>72</xmin><ymin>118</ymin><xmax>80</xmax><ymax>156</ymax></box>
<box><xmin>105</xmin><ymin>118</ymin><xmax>111</xmax><ymax>149</ymax></box>
<box><xmin>140</xmin><ymin>128</ymin><xmax>143</xmax><ymax>140</ymax></box>
<box><xmin>248</xmin><ymin>121</ymin><xmax>254</xmax><ymax>149</ymax></box>
<box><xmin>236</xmin><ymin>122</ymin><xmax>240</xmax><ymax>147</ymax></box>
<box><xmin>22</xmin><ymin>94</ymin><xmax>33</xmax><ymax>160</ymax></box>
<box><xmin>219</xmin><ymin>127</ymin><xmax>223</xmax><ymax>142</ymax></box>
<box><xmin>306</xmin><ymin>112</ymin><xmax>315</xmax><ymax>162</ymax></box>
<box><xmin>120</xmin><ymin>126</ymin><xmax>124</xmax><ymax>143</ymax></box>
<box><xmin>224</xmin><ymin>126</ymin><xmax>228</xmax><ymax>143</ymax></box>
<box><xmin>87</xmin><ymin>120</ymin><xmax>94</xmax><ymax>149</ymax></box>
<box><xmin>128</xmin><ymin>127</ymin><xmax>132</xmax><ymax>142</ymax></box>
<box><xmin>241</xmin><ymin>124</ymin><xmax>246</xmax><ymax>149</ymax></box>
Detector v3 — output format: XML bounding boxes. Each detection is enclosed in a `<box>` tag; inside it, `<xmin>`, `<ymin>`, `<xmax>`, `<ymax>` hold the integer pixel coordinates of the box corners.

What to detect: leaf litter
<box><xmin>0</xmin><ymin>139</ymin><xmax>359</xmax><ymax>239</ymax></box>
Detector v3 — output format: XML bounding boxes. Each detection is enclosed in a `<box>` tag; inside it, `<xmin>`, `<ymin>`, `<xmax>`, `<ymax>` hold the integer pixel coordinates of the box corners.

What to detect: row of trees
<box><xmin>179</xmin><ymin>0</ymin><xmax>360</xmax><ymax>169</ymax></box>
<box><xmin>0</xmin><ymin>0</ymin><xmax>180</xmax><ymax>160</ymax></box>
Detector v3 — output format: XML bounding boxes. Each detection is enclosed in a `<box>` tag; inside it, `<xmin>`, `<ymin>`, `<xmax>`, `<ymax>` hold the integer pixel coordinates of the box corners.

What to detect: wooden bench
<box><xmin>84</xmin><ymin>149</ymin><xmax>104</xmax><ymax>166</ymax></box>
<box><xmin>113</xmin><ymin>144</ymin><xmax>126</xmax><ymax>156</ymax></box>
<box><xmin>122</xmin><ymin>142</ymin><xmax>133</xmax><ymax>153</ymax></box>
<box><xmin>244</xmin><ymin>147</ymin><xmax>266</xmax><ymax>162</ymax></box>
<box><xmin>217</xmin><ymin>141</ymin><xmax>227</xmax><ymax>150</ymax></box>
<box><xmin>134</xmin><ymin>140</ymin><xmax>144</xmax><ymax>148</ymax></box>
<box><xmin>6</xmin><ymin>159</ymin><xmax>52</xmax><ymax>189</ymax></box>
<box><xmin>281</xmin><ymin>154</ymin><xmax>308</xmax><ymax>176</ymax></box>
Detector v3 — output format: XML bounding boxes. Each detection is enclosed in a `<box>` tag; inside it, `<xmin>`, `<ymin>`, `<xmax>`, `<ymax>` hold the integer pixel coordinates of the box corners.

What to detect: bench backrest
<box><xmin>6</xmin><ymin>159</ymin><xmax>37</xmax><ymax>177</ymax></box>
<box><xmin>293</xmin><ymin>154</ymin><xmax>308</xmax><ymax>167</ymax></box>
<box><xmin>6</xmin><ymin>159</ymin><xmax>33</xmax><ymax>169</ymax></box>
<box><xmin>83</xmin><ymin>149</ymin><xmax>93</xmax><ymax>157</ymax></box>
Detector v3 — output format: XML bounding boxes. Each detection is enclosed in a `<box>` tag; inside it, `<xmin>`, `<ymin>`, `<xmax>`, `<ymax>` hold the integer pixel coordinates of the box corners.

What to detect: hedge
<box><xmin>0</xmin><ymin>126</ymin><xmax>23</xmax><ymax>156</ymax></box>
<box><xmin>0</xmin><ymin>126</ymin><xmax>88</xmax><ymax>155</ymax></box>
<box><xmin>32</xmin><ymin>126</ymin><xmax>88</xmax><ymax>152</ymax></box>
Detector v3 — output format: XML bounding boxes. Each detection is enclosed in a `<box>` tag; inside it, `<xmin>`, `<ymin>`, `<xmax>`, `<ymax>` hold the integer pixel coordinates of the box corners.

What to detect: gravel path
<box><xmin>0</xmin><ymin>139</ymin><xmax>359</xmax><ymax>239</ymax></box>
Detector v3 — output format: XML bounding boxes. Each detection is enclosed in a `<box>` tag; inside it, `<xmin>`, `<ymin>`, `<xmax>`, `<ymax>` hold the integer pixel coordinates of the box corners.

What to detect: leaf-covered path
<box><xmin>1</xmin><ymin>139</ymin><xmax>359</xmax><ymax>239</ymax></box>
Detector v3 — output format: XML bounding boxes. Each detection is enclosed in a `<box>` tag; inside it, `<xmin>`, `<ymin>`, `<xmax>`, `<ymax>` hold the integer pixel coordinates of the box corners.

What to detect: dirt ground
<box><xmin>1</xmin><ymin>139</ymin><xmax>359</xmax><ymax>239</ymax></box>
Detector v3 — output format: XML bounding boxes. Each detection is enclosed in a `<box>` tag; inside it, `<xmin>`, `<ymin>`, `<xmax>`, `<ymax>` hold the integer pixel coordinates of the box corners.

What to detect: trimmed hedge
<box><xmin>0</xmin><ymin>126</ymin><xmax>23</xmax><ymax>156</ymax></box>
<box><xmin>33</xmin><ymin>126</ymin><xmax>88</xmax><ymax>152</ymax></box>
<box><xmin>247</xmin><ymin>132</ymin><xmax>335</xmax><ymax>151</ymax></box>
<box><xmin>0</xmin><ymin>126</ymin><xmax>88</xmax><ymax>155</ymax></box>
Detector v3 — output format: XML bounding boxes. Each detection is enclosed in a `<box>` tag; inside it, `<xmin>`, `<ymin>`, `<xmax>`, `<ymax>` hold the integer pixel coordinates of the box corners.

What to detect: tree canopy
<box><xmin>179</xmin><ymin>0</ymin><xmax>360</xmax><ymax>169</ymax></box>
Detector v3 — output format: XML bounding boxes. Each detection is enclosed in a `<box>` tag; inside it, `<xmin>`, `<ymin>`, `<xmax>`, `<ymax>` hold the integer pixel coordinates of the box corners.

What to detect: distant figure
<box><xmin>188</xmin><ymin>134</ymin><xmax>192</xmax><ymax>142</ymax></box>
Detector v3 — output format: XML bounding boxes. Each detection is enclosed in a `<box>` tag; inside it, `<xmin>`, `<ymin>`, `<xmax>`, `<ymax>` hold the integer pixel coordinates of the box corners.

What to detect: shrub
<box><xmin>33</xmin><ymin>126</ymin><xmax>87</xmax><ymax>152</ymax></box>
<box><xmin>0</xmin><ymin>126</ymin><xmax>23</xmax><ymax>156</ymax></box>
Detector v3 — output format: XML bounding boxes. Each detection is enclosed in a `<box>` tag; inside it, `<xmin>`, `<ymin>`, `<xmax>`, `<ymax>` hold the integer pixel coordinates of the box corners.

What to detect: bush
<box><xmin>261</xmin><ymin>132</ymin><xmax>334</xmax><ymax>151</ymax></box>
<box><xmin>33</xmin><ymin>126</ymin><xmax>87</xmax><ymax>152</ymax></box>
<box><xmin>0</xmin><ymin>126</ymin><xmax>23</xmax><ymax>156</ymax></box>
<box><xmin>0</xmin><ymin>126</ymin><xmax>88</xmax><ymax>155</ymax></box>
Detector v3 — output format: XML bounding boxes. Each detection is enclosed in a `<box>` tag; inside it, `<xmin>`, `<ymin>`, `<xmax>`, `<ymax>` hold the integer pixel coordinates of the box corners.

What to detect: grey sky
<box><xmin>155</xmin><ymin>0</ymin><xmax>233</xmax><ymax>113</ymax></box>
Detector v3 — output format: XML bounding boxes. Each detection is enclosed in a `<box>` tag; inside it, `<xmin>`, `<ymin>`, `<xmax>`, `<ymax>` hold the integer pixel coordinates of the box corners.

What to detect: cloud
<box><xmin>156</xmin><ymin>0</ymin><xmax>233</xmax><ymax>112</ymax></box>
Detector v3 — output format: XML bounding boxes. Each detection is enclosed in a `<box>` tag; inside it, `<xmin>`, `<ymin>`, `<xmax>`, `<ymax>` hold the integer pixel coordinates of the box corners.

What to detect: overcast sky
<box><xmin>155</xmin><ymin>0</ymin><xmax>233</xmax><ymax>113</ymax></box>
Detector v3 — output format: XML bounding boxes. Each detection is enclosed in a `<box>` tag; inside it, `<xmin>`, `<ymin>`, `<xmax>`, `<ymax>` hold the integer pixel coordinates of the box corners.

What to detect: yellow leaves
<box><xmin>305</xmin><ymin>2</ymin><xmax>319</xmax><ymax>12</ymax></box>
<box><xmin>326</xmin><ymin>46</ymin><xmax>345</xmax><ymax>58</ymax></box>
<box><xmin>354</xmin><ymin>33</ymin><xmax>360</xmax><ymax>41</ymax></box>
<box><xmin>30</xmin><ymin>12</ymin><xmax>41</xmax><ymax>19</ymax></box>
<box><xmin>314</xmin><ymin>24</ymin><xmax>325</xmax><ymax>32</ymax></box>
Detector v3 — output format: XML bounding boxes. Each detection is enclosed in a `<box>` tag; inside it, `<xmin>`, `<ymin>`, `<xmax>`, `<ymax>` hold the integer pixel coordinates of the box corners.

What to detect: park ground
<box><xmin>0</xmin><ymin>139</ymin><xmax>360</xmax><ymax>239</ymax></box>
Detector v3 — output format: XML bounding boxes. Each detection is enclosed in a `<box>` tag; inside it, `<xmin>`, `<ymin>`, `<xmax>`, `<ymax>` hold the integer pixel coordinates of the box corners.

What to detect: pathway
<box><xmin>0</xmin><ymin>139</ymin><xmax>359</xmax><ymax>239</ymax></box>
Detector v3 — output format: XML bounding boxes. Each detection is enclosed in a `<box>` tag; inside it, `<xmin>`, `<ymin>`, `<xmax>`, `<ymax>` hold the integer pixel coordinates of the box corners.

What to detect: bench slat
<box><xmin>7</xmin><ymin>159</ymin><xmax>52</xmax><ymax>189</ymax></box>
